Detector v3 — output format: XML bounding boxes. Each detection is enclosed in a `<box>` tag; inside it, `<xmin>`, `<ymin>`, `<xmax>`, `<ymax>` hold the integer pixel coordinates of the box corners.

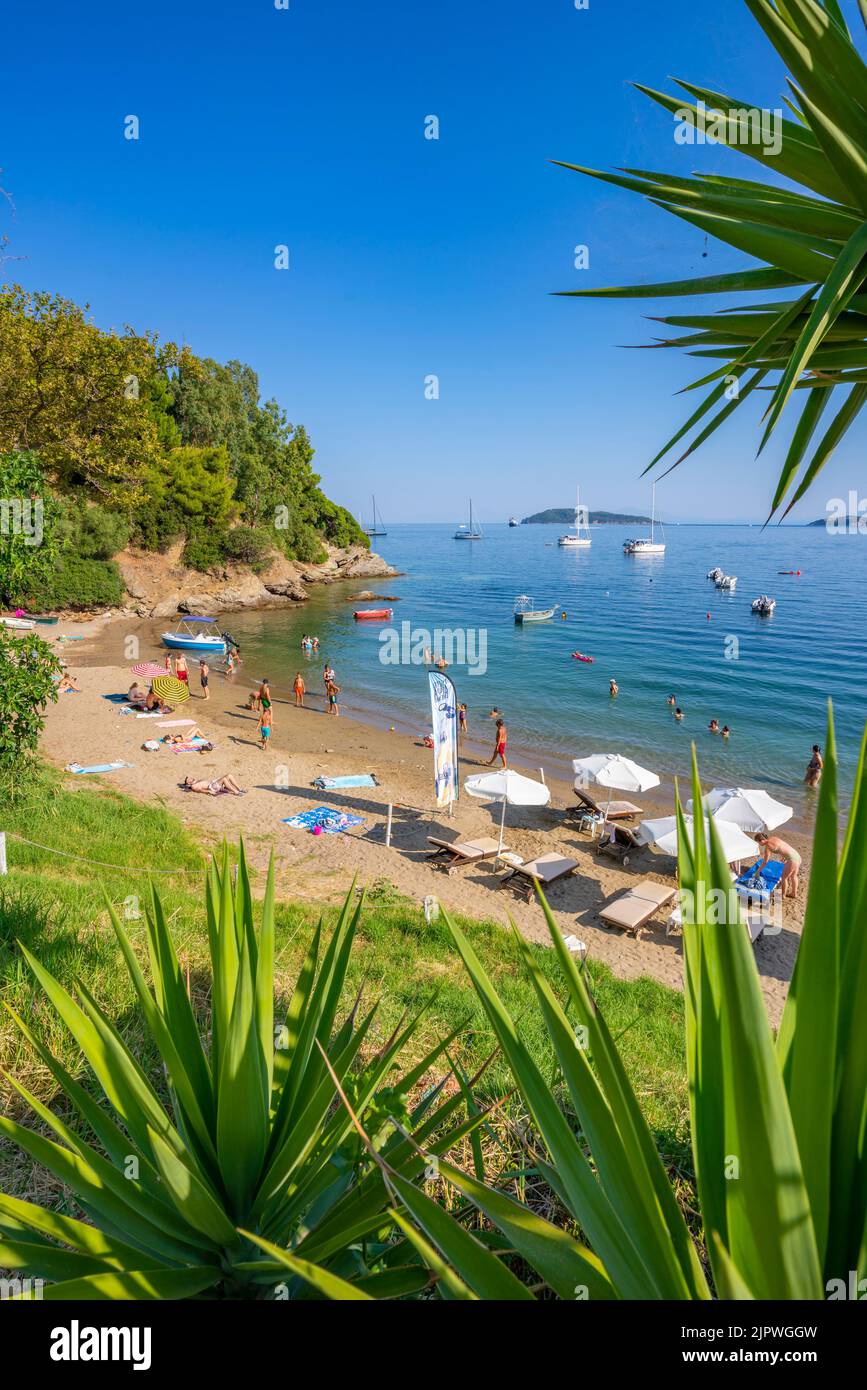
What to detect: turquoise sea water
<box><xmin>214</xmin><ymin>523</ymin><xmax>867</xmax><ymax>822</ymax></box>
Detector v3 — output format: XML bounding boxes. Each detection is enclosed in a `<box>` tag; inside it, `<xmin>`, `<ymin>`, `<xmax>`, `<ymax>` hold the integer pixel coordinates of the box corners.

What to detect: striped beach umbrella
<box><xmin>151</xmin><ymin>674</ymin><xmax>190</xmax><ymax>706</ymax></box>
<box><xmin>131</xmin><ymin>661</ymin><xmax>168</xmax><ymax>678</ymax></box>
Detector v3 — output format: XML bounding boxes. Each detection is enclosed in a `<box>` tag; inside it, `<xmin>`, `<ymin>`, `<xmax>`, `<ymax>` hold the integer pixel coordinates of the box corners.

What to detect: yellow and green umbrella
<box><xmin>151</xmin><ymin>674</ymin><xmax>190</xmax><ymax>706</ymax></box>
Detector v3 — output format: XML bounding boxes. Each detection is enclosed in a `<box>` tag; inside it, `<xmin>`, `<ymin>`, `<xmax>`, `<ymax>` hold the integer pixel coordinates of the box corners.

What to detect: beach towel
<box><xmin>65</xmin><ymin>761</ymin><xmax>133</xmax><ymax>775</ymax></box>
<box><xmin>135</xmin><ymin>710</ymin><xmax>164</xmax><ymax>718</ymax></box>
<box><xmin>170</xmin><ymin>739</ymin><xmax>215</xmax><ymax>753</ymax></box>
<box><xmin>103</xmin><ymin>693</ymin><xmax>130</xmax><ymax>703</ymax></box>
<box><xmin>157</xmin><ymin>719</ymin><xmax>197</xmax><ymax>728</ymax></box>
<box><xmin>282</xmin><ymin>806</ymin><xmax>365</xmax><ymax>834</ymax></box>
<box><xmin>312</xmin><ymin>773</ymin><xmax>379</xmax><ymax>789</ymax></box>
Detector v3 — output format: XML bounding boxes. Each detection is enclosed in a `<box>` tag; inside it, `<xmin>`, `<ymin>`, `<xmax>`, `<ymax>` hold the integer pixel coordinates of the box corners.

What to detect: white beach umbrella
<box><xmin>572</xmin><ymin>751</ymin><xmax>661</xmax><ymax>827</ymax></box>
<box><xmin>687</xmin><ymin>786</ymin><xmax>793</xmax><ymax>833</ymax></box>
<box><xmin>636</xmin><ymin>814</ymin><xmax>757</xmax><ymax>864</ymax></box>
<box><xmin>464</xmin><ymin>769</ymin><xmax>551</xmax><ymax>854</ymax></box>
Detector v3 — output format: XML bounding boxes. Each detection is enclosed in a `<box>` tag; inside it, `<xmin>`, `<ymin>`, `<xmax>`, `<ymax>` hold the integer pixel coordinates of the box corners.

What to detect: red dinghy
<box><xmin>353</xmin><ymin>608</ymin><xmax>392</xmax><ymax>620</ymax></box>
<box><xmin>572</xmin><ymin>651</ymin><xmax>594</xmax><ymax>663</ymax></box>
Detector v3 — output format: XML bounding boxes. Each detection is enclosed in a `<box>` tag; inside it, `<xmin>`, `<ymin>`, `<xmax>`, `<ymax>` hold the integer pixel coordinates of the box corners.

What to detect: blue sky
<box><xmin>3</xmin><ymin>0</ymin><xmax>863</xmax><ymax>524</ymax></box>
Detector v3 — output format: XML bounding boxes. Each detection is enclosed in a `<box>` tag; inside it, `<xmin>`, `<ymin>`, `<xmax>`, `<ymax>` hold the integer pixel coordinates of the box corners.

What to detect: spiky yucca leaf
<box><xmin>559</xmin><ymin>0</ymin><xmax>867</xmax><ymax>517</ymax></box>
<box><xmin>0</xmin><ymin>842</ymin><xmax>492</xmax><ymax>1299</ymax></box>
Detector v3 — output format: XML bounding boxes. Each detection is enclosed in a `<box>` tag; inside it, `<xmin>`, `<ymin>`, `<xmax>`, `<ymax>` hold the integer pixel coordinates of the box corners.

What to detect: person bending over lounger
<box><xmin>183</xmin><ymin>774</ymin><xmax>245</xmax><ymax>796</ymax></box>
<box><xmin>754</xmin><ymin>831</ymin><xmax>801</xmax><ymax>898</ymax></box>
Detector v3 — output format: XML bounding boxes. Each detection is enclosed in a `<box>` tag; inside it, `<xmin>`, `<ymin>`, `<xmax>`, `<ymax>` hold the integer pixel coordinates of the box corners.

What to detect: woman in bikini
<box><xmin>754</xmin><ymin>831</ymin><xmax>802</xmax><ymax>899</ymax></box>
<box><xmin>486</xmin><ymin>718</ymin><xmax>507</xmax><ymax>768</ymax></box>
<box><xmin>805</xmin><ymin>744</ymin><xmax>824</xmax><ymax>787</ymax></box>
<box><xmin>183</xmin><ymin>774</ymin><xmax>245</xmax><ymax>796</ymax></box>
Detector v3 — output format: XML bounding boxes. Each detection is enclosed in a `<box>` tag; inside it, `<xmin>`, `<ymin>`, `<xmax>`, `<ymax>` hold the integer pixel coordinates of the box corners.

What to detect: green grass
<box><xmin>0</xmin><ymin>765</ymin><xmax>692</xmax><ymax>1211</ymax></box>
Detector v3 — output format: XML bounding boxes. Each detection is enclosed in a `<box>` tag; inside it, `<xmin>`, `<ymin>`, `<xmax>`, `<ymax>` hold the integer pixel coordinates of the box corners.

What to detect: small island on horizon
<box><xmin>522</xmin><ymin>508</ymin><xmax>651</xmax><ymax>525</ymax></box>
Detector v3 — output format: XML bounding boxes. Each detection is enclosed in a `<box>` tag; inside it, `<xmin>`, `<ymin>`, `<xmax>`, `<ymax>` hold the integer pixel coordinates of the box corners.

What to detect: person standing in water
<box><xmin>805</xmin><ymin>745</ymin><xmax>824</xmax><ymax>787</ymax></box>
<box><xmin>609</xmin><ymin>678</ymin><xmax>619</xmax><ymax>697</ymax></box>
<box><xmin>486</xmin><ymin>718</ymin><xmax>507</xmax><ymax>768</ymax></box>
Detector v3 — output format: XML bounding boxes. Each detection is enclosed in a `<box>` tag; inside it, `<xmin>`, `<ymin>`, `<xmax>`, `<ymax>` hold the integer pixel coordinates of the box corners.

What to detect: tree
<box><xmin>0</xmin><ymin>451</ymin><xmax>61</xmax><ymax>605</ymax></box>
<box><xmin>0</xmin><ymin>629</ymin><xmax>61</xmax><ymax>779</ymax></box>
<box><xmin>0</xmin><ymin>286</ymin><xmax>167</xmax><ymax>506</ymax></box>
<box><xmin>560</xmin><ymin>0</ymin><xmax>867</xmax><ymax>518</ymax></box>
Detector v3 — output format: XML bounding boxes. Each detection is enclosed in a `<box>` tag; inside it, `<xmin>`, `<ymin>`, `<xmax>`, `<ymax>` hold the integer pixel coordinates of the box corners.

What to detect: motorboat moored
<box><xmin>161</xmin><ymin>616</ymin><xmax>229</xmax><ymax>653</ymax></box>
<box><xmin>514</xmin><ymin>595</ymin><xmax>557</xmax><ymax>623</ymax></box>
<box><xmin>707</xmin><ymin>567</ymin><xmax>724</xmax><ymax>582</ymax></box>
<box><xmin>715</xmin><ymin>575</ymin><xmax>737</xmax><ymax>591</ymax></box>
<box><xmin>752</xmin><ymin>595</ymin><xmax>776</xmax><ymax>615</ymax></box>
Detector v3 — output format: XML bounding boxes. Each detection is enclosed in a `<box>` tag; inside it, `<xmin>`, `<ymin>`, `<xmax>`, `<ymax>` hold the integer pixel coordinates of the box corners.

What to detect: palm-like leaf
<box><xmin>0</xmin><ymin>843</ymin><xmax>492</xmax><ymax>1298</ymax></box>
<box><xmin>558</xmin><ymin>0</ymin><xmax>867</xmax><ymax>518</ymax></box>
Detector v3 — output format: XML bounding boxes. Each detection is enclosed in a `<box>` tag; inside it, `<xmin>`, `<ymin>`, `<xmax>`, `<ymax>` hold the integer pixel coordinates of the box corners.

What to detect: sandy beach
<box><xmin>36</xmin><ymin>614</ymin><xmax>810</xmax><ymax>1025</ymax></box>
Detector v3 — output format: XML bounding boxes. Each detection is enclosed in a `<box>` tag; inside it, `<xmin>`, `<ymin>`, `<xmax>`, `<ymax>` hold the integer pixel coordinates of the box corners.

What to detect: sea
<box><xmin>217</xmin><ymin>522</ymin><xmax>867</xmax><ymax>825</ymax></box>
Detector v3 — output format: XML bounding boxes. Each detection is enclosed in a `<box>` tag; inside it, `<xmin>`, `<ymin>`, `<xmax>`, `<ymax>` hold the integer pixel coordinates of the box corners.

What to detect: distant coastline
<box><xmin>522</xmin><ymin>508</ymin><xmax>651</xmax><ymax>525</ymax></box>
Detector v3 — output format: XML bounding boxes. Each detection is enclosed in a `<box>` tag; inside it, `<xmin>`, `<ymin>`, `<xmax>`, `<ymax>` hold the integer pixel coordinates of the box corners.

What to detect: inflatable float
<box><xmin>778</xmin><ymin>570</ymin><xmax>801</xmax><ymax>575</ymax></box>
<box><xmin>353</xmin><ymin>608</ymin><xmax>393</xmax><ymax>620</ymax></box>
<box><xmin>571</xmin><ymin>651</ymin><xmax>595</xmax><ymax>663</ymax></box>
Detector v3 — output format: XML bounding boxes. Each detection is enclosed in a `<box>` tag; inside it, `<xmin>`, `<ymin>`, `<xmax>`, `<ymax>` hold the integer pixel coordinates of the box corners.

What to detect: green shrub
<box><xmin>221</xmin><ymin>525</ymin><xmax>274</xmax><ymax>572</ymax></box>
<box><xmin>0</xmin><ymin>631</ymin><xmax>61</xmax><ymax>781</ymax></box>
<box><xmin>20</xmin><ymin>556</ymin><xmax>124</xmax><ymax>610</ymax></box>
<box><xmin>182</xmin><ymin>526</ymin><xmax>226</xmax><ymax>572</ymax></box>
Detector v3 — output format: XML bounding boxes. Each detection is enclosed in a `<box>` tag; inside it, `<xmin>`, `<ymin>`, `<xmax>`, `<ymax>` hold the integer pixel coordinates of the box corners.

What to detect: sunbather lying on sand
<box><xmin>57</xmin><ymin>673</ymin><xmax>80</xmax><ymax>693</ymax></box>
<box><xmin>182</xmin><ymin>773</ymin><xmax>245</xmax><ymax>796</ymax></box>
<box><xmin>162</xmin><ymin>726</ymin><xmax>207</xmax><ymax>744</ymax></box>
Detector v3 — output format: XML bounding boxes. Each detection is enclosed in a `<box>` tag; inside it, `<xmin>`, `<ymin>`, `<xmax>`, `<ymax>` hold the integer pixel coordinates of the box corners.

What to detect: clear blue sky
<box><xmin>3</xmin><ymin>0</ymin><xmax>862</xmax><ymax>524</ymax></box>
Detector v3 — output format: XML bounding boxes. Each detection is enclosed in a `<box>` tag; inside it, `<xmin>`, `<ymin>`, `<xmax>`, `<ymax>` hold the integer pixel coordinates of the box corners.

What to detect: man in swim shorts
<box><xmin>199</xmin><ymin>660</ymin><xmax>210</xmax><ymax>700</ymax></box>
<box><xmin>486</xmin><ymin>718</ymin><xmax>507</xmax><ymax>768</ymax></box>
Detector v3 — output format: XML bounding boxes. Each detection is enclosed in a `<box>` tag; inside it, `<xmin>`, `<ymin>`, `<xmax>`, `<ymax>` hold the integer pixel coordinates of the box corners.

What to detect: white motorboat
<box><xmin>623</xmin><ymin>483</ymin><xmax>665</xmax><ymax>554</ymax></box>
<box><xmin>508</xmin><ymin>516</ymin><xmax>519</xmax><ymax>527</ymax></box>
<box><xmin>514</xmin><ymin>595</ymin><xmax>557</xmax><ymax>623</ymax></box>
<box><xmin>454</xmin><ymin>500</ymin><xmax>483</xmax><ymax>540</ymax></box>
<box><xmin>558</xmin><ymin>486</ymin><xmax>592</xmax><ymax>547</ymax></box>
<box><xmin>752</xmin><ymin>595</ymin><xmax>776</xmax><ymax>615</ymax></box>
<box><xmin>0</xmin><ymin>616</ymin><xmax>35</xmax><ymax>630</ymax></box>
<box><xmin>716</xmin><ymin>575</ymin><xmax>738</xmax><ymax>591</ymax></box>
<box><xmin>161</xmin><ymin>616</ymin><xmax>230</xmax><ymax>653</ymax></box>
<box><xmin>707</xmin><ymin>567</ymin><xmax>724</xmax><ymax>581</ymax></box>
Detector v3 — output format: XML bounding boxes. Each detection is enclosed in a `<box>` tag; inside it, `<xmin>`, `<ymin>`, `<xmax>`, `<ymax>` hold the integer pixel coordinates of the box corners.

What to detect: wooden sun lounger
<box><xmin>426</xmin><ymin>835</ymin><xmax>508</xmax><ymax>873</ymax></box>
<box><xmin>599</xmin><ymin>881</ymin><xmax>677</xmax><ymax>937</ymax></box>
<box><xmin>500</xmin><ymin>852</ymin><xmax>579</xmax><ymax>900</ymax></box>
<box><xmin>571</xmin><ymin>789</ymin><xmax>644</xmax><ymax>823</ymax></box>
<box><xmin>595</xmin><ymin>823</ymin><xmax>642</xmax><ymax>864</ymax></box>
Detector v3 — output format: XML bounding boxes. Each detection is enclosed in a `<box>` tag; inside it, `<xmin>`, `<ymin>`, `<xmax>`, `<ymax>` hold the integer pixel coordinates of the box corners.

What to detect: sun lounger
<box><xmin>734</xmin><ymin>859</ymin><xmax>785</xmax><ymax>904</ymax></box>
<box><xmin>666</xmin><ymin>902</ymin><xmax>772</xmax><ymax>944</ymax></box>
<box><xmin>500</xmin><ymin>852</ymin><xmax>579</xmax><ymax>899</ymax></box>
<box><xmin>570</xmin><ymin>788</ymin><xmax>644</xmax><ymax>824</ymax></box>
<box><xmin>595</xmin><ymin>823</ymin><xmax>642</xmax><ymax>864</ymax></box>
<box><xmin>599</xmin><ymin>880</ymin><xmax>677</xmax><ymax>936</ymax></box>
<box><xmin>426</xmin><ymin>836</ymin><xmax>507</xmax><ymax>873</ymax></box>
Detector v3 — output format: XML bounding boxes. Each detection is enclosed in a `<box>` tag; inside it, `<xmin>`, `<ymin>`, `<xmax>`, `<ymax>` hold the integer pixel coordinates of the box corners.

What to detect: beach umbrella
<box><xmin>464</xmin><ymin>769</ymin><xmax>551</xmax><ymax>855</ymax></box>
<box><xmin>687</xmin><ymin>786</ymin><xmax>792</xmax><ymax>834</ymax></box>
<box><xmin>151</xmin><ymin>674</ymin><xmax>190</xmax><ymax>706</ymax></box>
<box><xmin>572</xmin><ymin>751</ymin><xmax>660</xmax><ymax>827</ymax></box>
<box><xmin>130</xmin><ymin>661</ymin><xmax>168</xmax><ymax>678</ymax></box>
<box><xmin>636</xmin><ymin>814</ymin><xmax>757</xmax><ymax>864</ymax></box>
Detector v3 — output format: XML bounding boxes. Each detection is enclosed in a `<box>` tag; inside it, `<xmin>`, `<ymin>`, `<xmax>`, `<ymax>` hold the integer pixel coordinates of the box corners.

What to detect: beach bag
<box><xmin>142</xmin><ymin>739</ymin><xmax>160</xmax><ymax>751</ymax></box>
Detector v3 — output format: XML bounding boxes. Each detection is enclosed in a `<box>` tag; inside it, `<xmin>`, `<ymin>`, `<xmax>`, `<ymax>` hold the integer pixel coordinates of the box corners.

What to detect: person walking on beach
<box><xmin>486</xmin><ymin>718</ymin><xmax>507</xmax><ymax>768</ymax></box>
<box><xmin>199</xmin><ymin>660</ymin><xmax>210</xmax><ymax>701</ymax></box>
<box><xmin>458</xmin><ymin>703</ymin><xmax>468</xmax><ymax>736</ymax></box>
<box><xmin>257</xmin><ymin>705</ymin><xmax>272</xmax><ymax>750</ymax></box>
<box><xmin>293</xmin><ymin>672</ymin><xmax>305</xmax><ymax>707</ymax></box>
<box><xmin>805</xmin><ymin>744</ymin><xmax>824</xmax><ymax>787</ymax></box>
<box><xmin>175</xmin><ymin>654</ymin><xmax>188</xmax><ymax>685</ymax></box>
<box><xmin>754</xmin><ymin>831</ymin><xmax>802</xmax><ymax>899</ymax></box>
<box><xmin>326</xmin><ymin>679</ymin><xmax>340</xmax><ymax>716</ymax></box>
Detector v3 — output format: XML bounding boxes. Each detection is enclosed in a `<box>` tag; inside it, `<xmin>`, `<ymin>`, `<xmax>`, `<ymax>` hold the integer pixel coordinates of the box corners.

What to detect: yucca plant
<box><xmin>0</xmin><ymin>845</ymin><xmax>490</xmax><ymax>1299</ymax></box>
<box><xmin>559</xmin><ymin>0</ymin><xmax>867</xmax><ymax>518</ymax></box>
<box><xmin>341</xmin><ymin>709</ymin><xmax>866</xmax><ymax>1299</ymax></box>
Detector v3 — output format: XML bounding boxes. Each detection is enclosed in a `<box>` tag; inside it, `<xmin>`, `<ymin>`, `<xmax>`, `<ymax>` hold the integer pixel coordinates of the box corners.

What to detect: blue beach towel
<box><xmin>103</xmin><ymin>693</ymin><xmax>130</xmax><ymax>703</ymax></box>
<box><xmin>282</xmin><ymin>806</ymin><xmax>365</xmax><ymax>834</ymax></box>
<box><xmin>735</xmin><ymin>859</ymin><xmax>785</xmax><ymax>901</ymax></box>
<box><xmin>312</xmin><ymin>774</ymin><xmax>378</xmax><ymax>790</ymax></box>
<box><xmin>65</xmin><ymin>761</ymin><xmax>134</xmax><ymax>775</ymax></box>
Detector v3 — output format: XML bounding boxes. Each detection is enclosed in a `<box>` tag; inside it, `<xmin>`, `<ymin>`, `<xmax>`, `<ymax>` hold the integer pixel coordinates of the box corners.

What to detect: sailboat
<box><xmin>363</xmin><ymin>495</ymin><xmax>387</xmax><ymax>537</ymax></box>
<box><xmin>454</xmin><ymin>500</ymin><xmax>483</xmax><ymax>540</ymax></box>
<box><xmin>558</xmin><ymin>487</ymin><xmax>592</xmax><ymax>547</ymax></box>
<box><xmin>623</xmin><ymin>483</ymin><xmax>666</xmax><ymax>554</ymax></box>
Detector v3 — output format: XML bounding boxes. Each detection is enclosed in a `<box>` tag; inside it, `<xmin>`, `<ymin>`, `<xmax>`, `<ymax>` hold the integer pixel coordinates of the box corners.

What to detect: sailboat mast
<box><xmin>651</xmin><ymin>483</ymin><xmax>656</xmax><ymax>544</ymax></box>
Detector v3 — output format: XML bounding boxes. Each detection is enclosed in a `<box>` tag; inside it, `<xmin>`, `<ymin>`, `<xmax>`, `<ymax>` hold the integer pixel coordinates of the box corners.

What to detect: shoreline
<box><xmin>36</xmin><ymin>615</ymin><xmax>813</xmax><ymax>1025</ymax></box>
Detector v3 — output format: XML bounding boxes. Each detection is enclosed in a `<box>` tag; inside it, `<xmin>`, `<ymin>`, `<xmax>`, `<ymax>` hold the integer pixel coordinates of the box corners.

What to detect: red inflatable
<box><xmin>572</xmin><ymin>652</ymin><xmax>594</xmax><ymax>663</ymax></box>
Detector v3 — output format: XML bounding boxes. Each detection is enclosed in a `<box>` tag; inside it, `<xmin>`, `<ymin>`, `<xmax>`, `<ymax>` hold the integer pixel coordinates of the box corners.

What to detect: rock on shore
<box><xmin>115</xmin><ymin>541</ymin><xmax>398</xmax><ymax>618</ymax></box>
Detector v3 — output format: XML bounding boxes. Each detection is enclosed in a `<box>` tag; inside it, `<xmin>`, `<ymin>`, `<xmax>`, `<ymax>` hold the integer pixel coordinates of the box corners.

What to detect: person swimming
<box><xmin>667</xmin><ymin>694</ymin><xmax>676</xmax><ymax>706</ymax></box>
<box><xmin>709</xmin><ymin>719</ymin><xmax>719</xmax><ymax>733</ymax></box>
<box><xmin>609</xmin><ymin>678</ymin><xmax>619</xmax><ymax>697</ymax></box>
<box><xmin>721</xmin><ymin>725</ymin><xmax>730</xmax><ymax>739</ymax></box>
<box><xmin>674</xmin><ymin>707</ymin><xmax>684</xmax><ymax>721</ymax></box>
